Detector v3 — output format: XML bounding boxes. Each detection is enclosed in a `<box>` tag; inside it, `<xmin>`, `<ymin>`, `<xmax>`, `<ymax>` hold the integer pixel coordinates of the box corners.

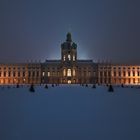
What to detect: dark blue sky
<box><xmin>0</xmin><ymin>0</ymin><xmax>140</xmax><ymax>64</ymax></box>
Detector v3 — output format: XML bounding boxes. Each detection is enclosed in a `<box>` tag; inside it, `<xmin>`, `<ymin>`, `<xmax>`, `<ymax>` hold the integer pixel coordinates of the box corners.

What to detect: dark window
<box><xmin>123</xmin><ymin>71</ymin><xmax>126</xmax><ymax>77</ymax></box>
<box><xmin>119</xmin><ymin>72</ymin><xmax>121</xmax><ymax>77</ymax></box>
<box><xmin>32</xmin><ymin>71</ymin><xmax>35</xmax><ymax>77</ymax></box>
<box><xmin>13</xmin><ymin>72</ymin><xmax>16</xmax><ymax>77</ymax></box>
<box><xmin>36</xmin><ymin>71</ymin><xmax>39</xmax><ymax>77</ymax></box>
<box><xmin>18</xmin><ymin>72</ymin><xmax>20</xmax><ymax>77</ymax></box>
<box><xmin>8</xmin><ymin>72</ymin><xmax>11</xmax><ymax>77</ymax></box>
<box><xmin>100</xmin><ymin>72</ymin><xmax>103</xmax><ymax>77</ymax></box>
<box><xmin>23</xmin><ymin>71</ymin><xmax>25</xmax><ymax>77</ymax></box>
<box><xmin>28</xmin><ymin>71</ymin><xmax>31</xmax><ymax>77</ymax></box>
<box><xmin>104</xmin><ymin>71</ymin><xmax>107</xmax><ymax>77</ymax></box>
<box><xmin>4</xmin><ymin>71</ymin><xmax>6</xmax><ymax>77</ymax></box>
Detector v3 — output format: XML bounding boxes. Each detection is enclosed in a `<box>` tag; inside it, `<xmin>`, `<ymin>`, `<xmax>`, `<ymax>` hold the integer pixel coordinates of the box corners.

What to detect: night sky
<box><xmin>0</xmin><ymin>0</ymin><xmax>140</xmax><ymax>64</ymax></box>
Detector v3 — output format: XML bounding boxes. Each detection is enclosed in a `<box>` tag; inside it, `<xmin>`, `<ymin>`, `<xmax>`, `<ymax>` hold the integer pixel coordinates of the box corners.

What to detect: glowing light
<box><xmin>68</xmin><ymin>80</ymin><xmax>71</xmax><ymax>84</ymax></box>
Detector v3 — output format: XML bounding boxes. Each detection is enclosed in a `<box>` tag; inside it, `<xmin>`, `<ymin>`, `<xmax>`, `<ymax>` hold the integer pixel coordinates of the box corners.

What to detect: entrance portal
<box><xmin>68</xmin><ymin>80</ymin><xmax>71</xmax><ymax>84</ymax></box>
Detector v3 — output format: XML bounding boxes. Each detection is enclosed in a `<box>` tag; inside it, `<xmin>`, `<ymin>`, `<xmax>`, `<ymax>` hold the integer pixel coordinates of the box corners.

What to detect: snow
<box><xmin>0</xmin><ymin>85</ymin><xmax>140</xmax><ymax>140</ymax></box>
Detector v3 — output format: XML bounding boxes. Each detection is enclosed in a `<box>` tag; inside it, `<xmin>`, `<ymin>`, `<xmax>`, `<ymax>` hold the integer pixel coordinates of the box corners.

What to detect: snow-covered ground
<box><xmin>0</xmin><ymin>85</ymin><xmax>140</xmax><ymax>140</ymax></box>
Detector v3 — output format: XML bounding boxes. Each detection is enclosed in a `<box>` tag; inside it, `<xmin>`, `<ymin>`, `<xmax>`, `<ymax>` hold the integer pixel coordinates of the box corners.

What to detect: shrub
<box><xmin>92</xmin><ymin>84</ymin><xmax>96</xmax><ymax>88</ymax></box>
<box><xmin>108</xmin><ymin>85</ymin><xmax>114</xmax><ymax>92</ymax></box>
<box><xmin>29</xmin><ymin>84</ymin><xmax>35</xmax><ymax>92</ymax></box>
<box><xmin>45</xmin><ymin>84</ymin><xmax>48</xmax><ymax>89</ymax></box>
<box><xmin>16</xmin><ymin>84</ymin><xmax>19</xmax><ymax>88</ymax></box>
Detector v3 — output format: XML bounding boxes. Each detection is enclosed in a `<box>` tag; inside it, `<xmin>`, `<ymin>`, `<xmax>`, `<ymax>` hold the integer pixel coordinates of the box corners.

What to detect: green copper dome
<box><xmin>66</xmin><ymin>32</ymin><xmax>72</xmax><ymax>42</ymax></box>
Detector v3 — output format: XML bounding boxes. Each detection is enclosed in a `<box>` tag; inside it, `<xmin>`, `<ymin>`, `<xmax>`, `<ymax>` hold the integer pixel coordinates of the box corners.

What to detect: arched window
<box><xmin>67</xmin><ymin>69</ymin><xmax>71</xmax><ymax>76</ymax></box>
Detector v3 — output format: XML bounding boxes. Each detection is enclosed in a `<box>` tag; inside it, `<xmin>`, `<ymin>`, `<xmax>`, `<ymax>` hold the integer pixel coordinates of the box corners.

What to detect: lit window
<box><xmin>68</xmin><ymin>54</ymin><xmax>71</xmax><ymax>61</ymax></box>
<box><xmin>42</xmin><ymin>72</ymin><xmax>45</xmax><ymax>76</ymax></box>
<box><xmin>63</xmin><ymin>69</ymin><xmax>66</xmax><ymax>76</ymax></box>
<box><xmin>73</xmin><ymin>69</ymin><xmax>76</xmax><ymax>76</ymax></box>
<box><xmin>63</xmin><ymin>55</ymin><xmax>66</xmax><ymax>61</ymax></box>
<box><xmin>48</xmin><ymin>72</ymin><xmax>50</xmax><ymax>77</ymax></box>
<box><xmin>67</xmin><ymin>69</ymin><xmax>71</xmax><ymax>76</ymax></box>
<box><xmin>73</xmin><ymin>55</ymin><xmax>75</xmax><ymax>61</ymax></box>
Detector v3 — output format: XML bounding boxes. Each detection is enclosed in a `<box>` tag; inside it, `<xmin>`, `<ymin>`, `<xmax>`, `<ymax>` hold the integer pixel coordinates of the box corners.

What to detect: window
<box><xmin>73</xmin><ymin>69</ymin><xmax>76</xmax><ymax>76</ymax></box>
<box><xmin>128</xmin><ymin>72</ymin><xmax>131</xmax><ymax>76</ymax></box>
<box><xmin>63</xmin><ymin>69</ymin><xmax>66</xmax><ymax>76</ymax></box>
<box><xmin>73</xmin><ymin>55</ymin><xmax>75</xmax><ymax>61</ymax></box>
<box><xmin>47</xmin><ymin>72</ymin><xmax>50</xmax><ymax>77</ymax></box>
<box><xmin>18</xmin><ymin>72</ymin><xmax>20</xmax><ymax>77</ymax></box>
<box><xmin>52</xmin><ymin>71</ymin><xmax>55</xmax><ymax>76</ymax></box>
<box><xmin>4</xmin><ymin>71</ymin><xmax>6</xmax><ymax>77</ymax></box>
<box><xmin>36</xmin><ymin>71</ymin><xmax>39</xmax><ymax>77</ymax></box>
<box><xmin>8</xmin><ymin>72</ymin><xmax>11</xmax><ymax>77</ymax></box>
<box><xmin>119</xmin><ymin>72</ymin><xmax>121</xmax><ymax>77</ymax></box>
<box><xmin>23</xmin><ymin>71</ymin><xmax>25</xmax><ymax>77</ymax></box>
<box><xmin>67</xmin><ymin>69</ymin><xmax>71</xmax><ymax>76</ymax></box>
<box><xmin>133</xmin><ymin>78</ymin><xmax>135</xmax><ymax>83</ymax></box>
<box><xmin>100</xmin><ymin>72</ymin><xmax>103</xmax><ymax>77</ymax></box>
<box><xmin>104</xmin><ymin>71</ymin><xmax>107</xmax><ymax>77</ymax></box>
<box><xmin>88</xmin><ymin>71</ymin><xmax>91</xmax><ymax>77</ymax></box>
<box><xmin>138</xmin><ymin>71</ymin><xmax>140</xmax><ymax>76</ymax></box>
<box><xmin>68</xmin><ymin>54</ymin><xmax>71</xmax><ymax>61</ymax></box>
<box><xmin>28</xmin><ymin>71</ymin><xmax>31</xmax><ymax>77</ymax></box>
<box><xmin>42</xmin><ymin>71</ymin><xmax>45</xmax><ymax>76</ymax></box>
<box><xmin>13</xmin><ymin>71</ymin><xmax>16</xmax><ymax>77</ymax></box>
<box><xmin>32</xmin><ymin>71</ymin><xmax>35</xmax><ymax>77</ymax></box>
<box><xmin>123</xmin><ymin>71</ymin><xmax>126</xmax><ymax>77</ymax></box>
<box><xmin>133</xmin><ymin>72</ymin><xmax>135</xmax><ymax>76</ymax></box>
<box><xmin>63</xmin><ymin>55</ymin><xmax>66</xmax><ymax>61</ymax></box>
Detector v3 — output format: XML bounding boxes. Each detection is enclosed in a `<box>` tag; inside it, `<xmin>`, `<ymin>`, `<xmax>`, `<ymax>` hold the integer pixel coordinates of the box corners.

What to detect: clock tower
<box><xmin>60</xmin><ymin>33</ymin><xmax>78</xmax><ymax>83</ymax></box>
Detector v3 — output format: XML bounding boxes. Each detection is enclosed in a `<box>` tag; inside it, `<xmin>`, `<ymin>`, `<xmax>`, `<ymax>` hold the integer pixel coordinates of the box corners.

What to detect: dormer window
<box><xmin>68</xmin><ymin>54</ymin><xmax>71</xmax><ymax>61</ymax></box>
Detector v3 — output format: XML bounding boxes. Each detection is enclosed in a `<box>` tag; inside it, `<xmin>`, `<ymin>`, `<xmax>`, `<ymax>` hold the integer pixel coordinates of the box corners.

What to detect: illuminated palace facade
<box><xmin>0</xmin><ymin>33</ymin><xmax>140</xmax><ymax>85</ymax></box>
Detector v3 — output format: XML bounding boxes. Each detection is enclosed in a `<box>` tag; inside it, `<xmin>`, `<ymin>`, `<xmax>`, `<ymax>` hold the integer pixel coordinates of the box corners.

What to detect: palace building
<box><xmin>0</xmin><ymin>33</ymin><xmax>140</xmax><ymax>85</ymax></box>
